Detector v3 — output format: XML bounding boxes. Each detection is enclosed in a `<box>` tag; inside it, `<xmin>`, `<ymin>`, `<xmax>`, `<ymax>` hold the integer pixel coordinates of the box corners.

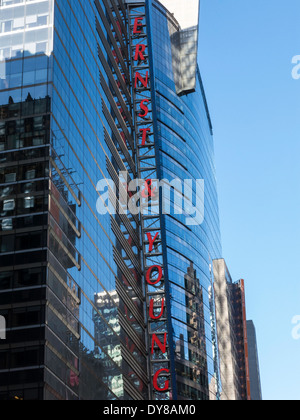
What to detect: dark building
<box><xmin>247</xmin><ymin>320</ymin><xmax>262</xmax><ymax>400</ymax></box>
<box><xmin>0</xmin><ymin>0</ymin><xmax>222</xmax><ymax>400</ymax></box>
<box><xmin>0</xmin><ymin>0</ymin><xmax>147</xmax><ymax>401</ymax></box>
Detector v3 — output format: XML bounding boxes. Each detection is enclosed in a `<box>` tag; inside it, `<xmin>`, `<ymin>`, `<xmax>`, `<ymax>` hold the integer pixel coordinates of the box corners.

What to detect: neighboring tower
<box><xmin>213</xmin><ymin>259</ymin><xmax>251</xmax><ymax>400</ymax></box>
<box><xmin>213</xmin><ymin>259</ymin><xmax>241</xmax><ymax>400</ymax></box>
<box><xmin>247</xmin><ymin>320</ymin><xmax>263</xmax><ymax>400</ymax></box>
<box><xmin>230</xmin><ymin>279</ymin><xmax>251</xmax><ymax>400</ymax></box>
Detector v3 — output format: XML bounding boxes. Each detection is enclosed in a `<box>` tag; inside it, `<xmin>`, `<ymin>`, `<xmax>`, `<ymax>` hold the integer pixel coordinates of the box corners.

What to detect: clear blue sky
<box><xmin>198</xmin><ymin>0</ymin><xmax>300</xmax><ymax>400</ymax></box>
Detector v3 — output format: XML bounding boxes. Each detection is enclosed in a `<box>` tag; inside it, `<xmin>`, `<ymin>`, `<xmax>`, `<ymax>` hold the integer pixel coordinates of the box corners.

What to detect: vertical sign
<box><xmin>127</xmin><ymin>1</ymin><xmax>172</xmax><ymax>400</ymax></box>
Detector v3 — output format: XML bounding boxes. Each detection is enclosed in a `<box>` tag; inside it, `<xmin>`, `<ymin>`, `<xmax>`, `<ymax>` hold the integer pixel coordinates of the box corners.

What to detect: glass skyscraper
<box><xmin>148</xmin><ymin>1</ymin><xmax>222</xmax><ymax>400</ymax></box>
<box><xmin>0</xmin><ymin>0</ymin><xmax>223</xmax><ymax>400</ymax></box>
<box><xmin>0</xmin><ymin>0</ymin><xmax>147</xmax><ymax>401</ymax></box>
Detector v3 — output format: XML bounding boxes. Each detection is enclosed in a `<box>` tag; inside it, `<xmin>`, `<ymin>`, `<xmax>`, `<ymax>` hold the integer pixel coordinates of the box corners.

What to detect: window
<box><xmin>0</xmin><ymin>271</ymin><xmax>13</xmax><ymax>290</ymax></box>
<box><xmin>0</xmin><ymin>235</ymin><xmax>14</xmax><ymax>253</ymax></box>
<box><xmin>3</xmin><ymin>199</ymin><xmax>15</xmax><ymax>212</ymax></box>
<box><xmin>23</xmin><ymin>196</ymin><xmax>35</xmax><ymax>209</ymax></box>
<box><xmin>1</xmin><ymin>218</ymin><xmax>13</xmax><ymax>231</ymax></box>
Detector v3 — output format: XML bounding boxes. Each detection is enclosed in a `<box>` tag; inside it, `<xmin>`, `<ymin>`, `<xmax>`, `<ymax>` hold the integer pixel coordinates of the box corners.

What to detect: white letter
<box><xmin>292</xmin><ymin>315</ymin><xmax>300</xmax><ymax>340</ymax></box>
<box><xmin>96</xmin><ymin>179</ymin><xmax>116</xmax><ymax>215</ymax></box>
<box><xmin>160</xmin><ymin>178</ymin><xmax>183</xmax><ymax>215</ymax></box>
<box><xmin>292</xmin><ymin>56</ymin><xmax>300</xmax><ymax>80</ymax></box>
<box><xmin>185</xmin><ymin>179</ymin><xmax>205</xmax><ymax>226</ymax></box>
<box><xmin>118</xmin><ymin>171</ymin><xmax>130</xmax><ymax>214</ymax></box>
<box><xmin>131</xmin><ymin>408</ymin><xmax>137</xmax><ymax>418</ymax></box>
<box><xmin>148</xmin><ymin>405</ymin><xmax>156</xmax><ymax>415</ymax></box>
<box><xmin>128</xmin><ymin>178</ymin><xmax>145</xmax><ymax>216</ymax></box>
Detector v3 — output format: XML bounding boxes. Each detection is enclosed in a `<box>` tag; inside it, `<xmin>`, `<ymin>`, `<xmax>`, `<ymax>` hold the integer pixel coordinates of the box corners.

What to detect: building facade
<box><xmin>0</xmin><ymin>0</ymin><xmax>148</xmax><ymax>401</ymax></box>
<box><xmin>230</xmin><ymin>279</ymin><xmax>251</xmax><ymax>400</ymax></box>
<box><xmin>213</xmin><ymin>259</ymin><xmax>251</xmax><ymax>400</ymax></box>
<box><xmin>148</xmin><ymin>0</ymin><xmax>222</xmax><ymax>400</ymax></box>
<box><xmin>0</xmin><ymin>0</ymin><xmax>223</xmax><ymax>400</ymax></box>
<box><xmin>247</xmin><ymin>320</ymin><xmax>262</xmax><ymax>400</ymax></box>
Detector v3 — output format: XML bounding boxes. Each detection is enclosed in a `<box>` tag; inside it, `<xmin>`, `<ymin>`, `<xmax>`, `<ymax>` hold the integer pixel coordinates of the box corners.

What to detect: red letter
<box><xmin>128</xmin><ymin>372</ymin><xmax>144</xmax><ymax>392</ymax></box>
<box><xmin>135</xmin><ymin>71</ymin><xmax>149</xmax><ymax>89</ymax></box>
<box><xmin>116</xmin><ymin>20</ymin><xmax>122</xmax><ymax>36</ymax></box>
<box><xmin>139</xmin><ymin>99</ymin><xmax>149</xmax><ymax>118</ymax></box>
<box><xmin>153</xmin><ymin>369</ymin><xmax>170</xmax><ymax>392</ymax></box>
<box><xmin>124</xmin><ymin>306</ymin><xmax>134</xmax><ymax>323</ymax></box>
<box><xmin>149</xmin><ymin>298</ymin><xmax>165</xmax><ymax>320</ymax></box>
<box><xmin>141</xmin><ymin>179</ymin><xmax>156</xmax><ymax>199</ymax></box>
<box><xmin>112</xmin><ymin>49</ymin><xmax>119</xmax><ymax>64</ymax></box>
<box><xmin>140</xmin><ymin>128</ymin><xmax>151</xmax><ymax>146</ymax></box>
<box><xmin>117</xmin><ymin>103</ymin><xmax>127</xmax><ymax>122</ymax></box>
<box><xmin>120</xmin><ymin>131</ymin><xmax>127</xmax><ymax>146</ymax></box>
<box><xmin>125</xmin><ymin>336</ymin><xmax>136</xmax><ymax>354</ymax></box>
<box><xmin>146</xmin><ymin>265</ymin><xmax>163</xmax><ymax>286</ymax></box>
<box><xmin>133</xmin><ymin>17</ymin><xmax>143</xmax><ymax>34</ymax></box>
<box><xmin>146</xmin><ymin>232</ymin><xmax>159</xmax><ymax>253</ymax></box>
<box><xmin>151</xmin><ymin>333</ymin><xmax>167</xmax><ymax>355</ymax></box>
<box><xmin>134</xmin><ymin>44</ymin><xmax>146</xmax><ymax>61</ymax></box>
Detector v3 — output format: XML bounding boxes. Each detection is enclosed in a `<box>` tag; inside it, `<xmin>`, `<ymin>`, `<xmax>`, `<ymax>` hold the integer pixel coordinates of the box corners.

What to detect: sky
<box><xmin>160</xmin><ymin>0</ymin><xmax>199</xmax><ymax>28</ymax></box>
<box><xmin>198</xmin><ymin>0</ymin><xmax>300</xmax><ymax>401</ymax></box>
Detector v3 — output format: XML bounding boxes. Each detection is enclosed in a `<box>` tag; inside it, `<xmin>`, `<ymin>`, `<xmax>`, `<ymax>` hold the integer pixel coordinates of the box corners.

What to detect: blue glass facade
<box><xmin>50</xmin><ymin>0</ymin><xmax>148</xmax><ymax>400</ymax></box>
<box><xmin>0</xmin><ymin>0</ymin><xmax>148</xmax><ymax>400</ymax></box>
<box><xmin>0</xmin><ymin>0</ymin><xmax>223</xmax><ymax>401</ymax></box>
<box><xmin>148</xmin><ymin>0</ymin><xmax>222</xmax><ymax>400</ymax></box>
